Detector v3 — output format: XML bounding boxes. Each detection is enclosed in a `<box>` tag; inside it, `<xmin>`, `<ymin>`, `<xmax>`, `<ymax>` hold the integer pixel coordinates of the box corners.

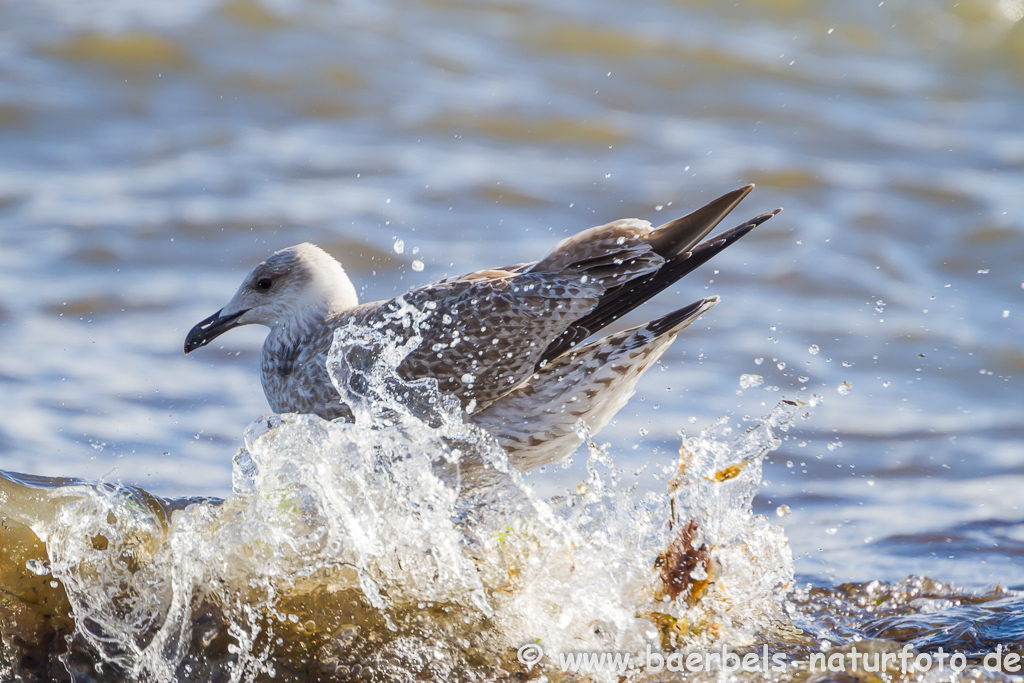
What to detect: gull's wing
<box><xmin>347</xmin><ymin>272</ymin><xmax>608</xmax><ymax>411</ymax></box>
<box><xmin>366</xmin><ymin>211</ymin><xmax>700</xmax><ymax>411</ymax></box>
<box><xmin>340</xmin><ymin>186</ymin><xmax>774</xmax><ymax>414</ymax></box>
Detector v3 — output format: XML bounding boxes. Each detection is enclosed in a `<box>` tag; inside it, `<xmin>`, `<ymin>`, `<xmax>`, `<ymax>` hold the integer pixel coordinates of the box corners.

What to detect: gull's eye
<box><xmin>256</xmin><ymin>277</ymin><xmax>273</xmax><ymax>291</ymax></box>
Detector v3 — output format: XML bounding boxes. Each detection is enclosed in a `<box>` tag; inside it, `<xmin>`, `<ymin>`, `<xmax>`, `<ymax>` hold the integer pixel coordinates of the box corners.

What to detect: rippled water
<box><xmin>1</xmin><ymin>0</ymin><xmax>1023</xmax><ymax>679</ymax></box>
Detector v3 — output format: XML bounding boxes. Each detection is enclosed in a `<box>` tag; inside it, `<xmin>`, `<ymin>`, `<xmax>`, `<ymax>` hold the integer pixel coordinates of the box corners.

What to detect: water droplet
<box><xmin>776</xmin><ymin>362</ymin><xmax>786</xmax><ymax>371</ymax></box>
<box><xmin>837</xmin><ymin>381</ymin><xmax>852</xmax><ymax>395</ymax></box>
<box><xmin>25</xmin><ymin>559</ymin><xmax>50</xmax><ymax>576</ymax></box>
<box><xmin>739</xmin><ymin>373</ymin><xmax>764</xmax><ymax>389</ymax></box>
<box><xmin>754</xmin><ymin>357</ymin><xmax>764</xmax><ymax>366</ymax></box>
<box><xmin>808</xmin><ymin>345</ymin><xmax>819</xmax><ymax>355</ymax></box>
<box><xmin>776</xmin><ymin>504</ymin><xmax>791</xmax><ymax>517</ymax></box>
<box><xmin>393</xmin><ymin>239</ymin><xmax>405</xmax><ymax>254</ymax></box>
<box><xmin>411</xmin><ymin>259</ymin><xmax>424</xmax><ymax>272</ymax></box>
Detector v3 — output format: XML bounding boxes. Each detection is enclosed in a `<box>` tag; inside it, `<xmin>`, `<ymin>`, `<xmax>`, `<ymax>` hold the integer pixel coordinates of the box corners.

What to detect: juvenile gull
<box><xmin>184</xmin><ymin>186</ymin><xmax>780</xmax><ymax>470</ymax></box>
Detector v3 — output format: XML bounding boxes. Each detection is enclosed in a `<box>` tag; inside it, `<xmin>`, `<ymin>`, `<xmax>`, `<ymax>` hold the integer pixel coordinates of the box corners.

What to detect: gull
<box><xmin>184</xmin><ymin>186</ymin><xmax>779</xmax><ymax>470</ymax></box>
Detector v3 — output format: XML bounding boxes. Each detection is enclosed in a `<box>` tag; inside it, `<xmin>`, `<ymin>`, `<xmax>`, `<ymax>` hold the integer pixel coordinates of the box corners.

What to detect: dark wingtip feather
<box><xmin>686</xmin><ymin>207</ymin><xmax>781</xmax><ymax>258</ymax></box>
<box><xmin>539</xmin><ymin>203</ymin><xmax>781</xmax><ymax>365</ymax></box>
<box><xmin>646</xmin><ymin>296</ymin><xmax>719</xmax><ymax>337</ymax></box>
<box><xmin>649</xmin><ymin>185</ymin><xmax>756</xmax><ymax>256</ymax></box>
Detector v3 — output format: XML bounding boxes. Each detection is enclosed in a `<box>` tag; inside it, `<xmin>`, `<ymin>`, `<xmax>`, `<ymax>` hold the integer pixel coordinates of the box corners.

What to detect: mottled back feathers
<box><xmin>185</xmin><ymin>186</ymin><xmax>780</xmax><ymax>468</ymax></box>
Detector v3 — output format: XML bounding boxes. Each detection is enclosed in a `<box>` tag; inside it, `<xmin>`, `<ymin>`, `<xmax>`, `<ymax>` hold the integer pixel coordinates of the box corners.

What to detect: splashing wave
<box><xmin>1</xmin><ymin>299</ymin><xmax>798</xmax><ymax>681</ymax></box>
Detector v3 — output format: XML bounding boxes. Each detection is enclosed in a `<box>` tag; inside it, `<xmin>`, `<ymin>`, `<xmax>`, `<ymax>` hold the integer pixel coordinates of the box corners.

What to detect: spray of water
<box><xmin>3</xmin><ymin>297</ymin><xmax>800</xmax><ymax>681</ymax></box>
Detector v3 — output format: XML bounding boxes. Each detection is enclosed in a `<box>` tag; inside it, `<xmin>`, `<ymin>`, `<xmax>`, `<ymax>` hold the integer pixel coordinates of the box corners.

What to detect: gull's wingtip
<box><xmin>646</xmin><ymin>296</ymin><xmax>720</xmax><ymax>337</ymax></box>
<box><xmin>747</xmin><ymin>207</ymin><xmax>782</xmax><ymax>227</ymax></box>
<box><xmin>717</xmin><ymin>183</ymin><xmax>755</xmax><ymax>206</ymax></box>
<box><xmin>650</xmin><ymin>183</ymin><xmax>758</xmax><ymax>254</ymax></box>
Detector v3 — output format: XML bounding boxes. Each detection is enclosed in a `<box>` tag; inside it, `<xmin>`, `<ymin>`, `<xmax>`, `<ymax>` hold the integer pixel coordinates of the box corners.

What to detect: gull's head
<box><xmin>184</xmin><ymin>243</ymin><xmax>357</xmax><ymax>354</ymax></box>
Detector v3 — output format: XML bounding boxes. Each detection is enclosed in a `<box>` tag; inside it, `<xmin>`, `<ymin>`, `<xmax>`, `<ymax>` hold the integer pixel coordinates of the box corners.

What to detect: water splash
<box><xmin>1</xmin><ymin>298</ymin><xmax>801</xmax><ymax>681</ymax></box>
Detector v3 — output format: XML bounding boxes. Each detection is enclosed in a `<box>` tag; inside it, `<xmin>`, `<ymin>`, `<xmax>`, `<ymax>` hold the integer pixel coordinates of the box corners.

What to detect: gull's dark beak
<box><xmin>184</xmin><ymin>309</ymin><xmax>247</xmax><ymax>354</ymax></box>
